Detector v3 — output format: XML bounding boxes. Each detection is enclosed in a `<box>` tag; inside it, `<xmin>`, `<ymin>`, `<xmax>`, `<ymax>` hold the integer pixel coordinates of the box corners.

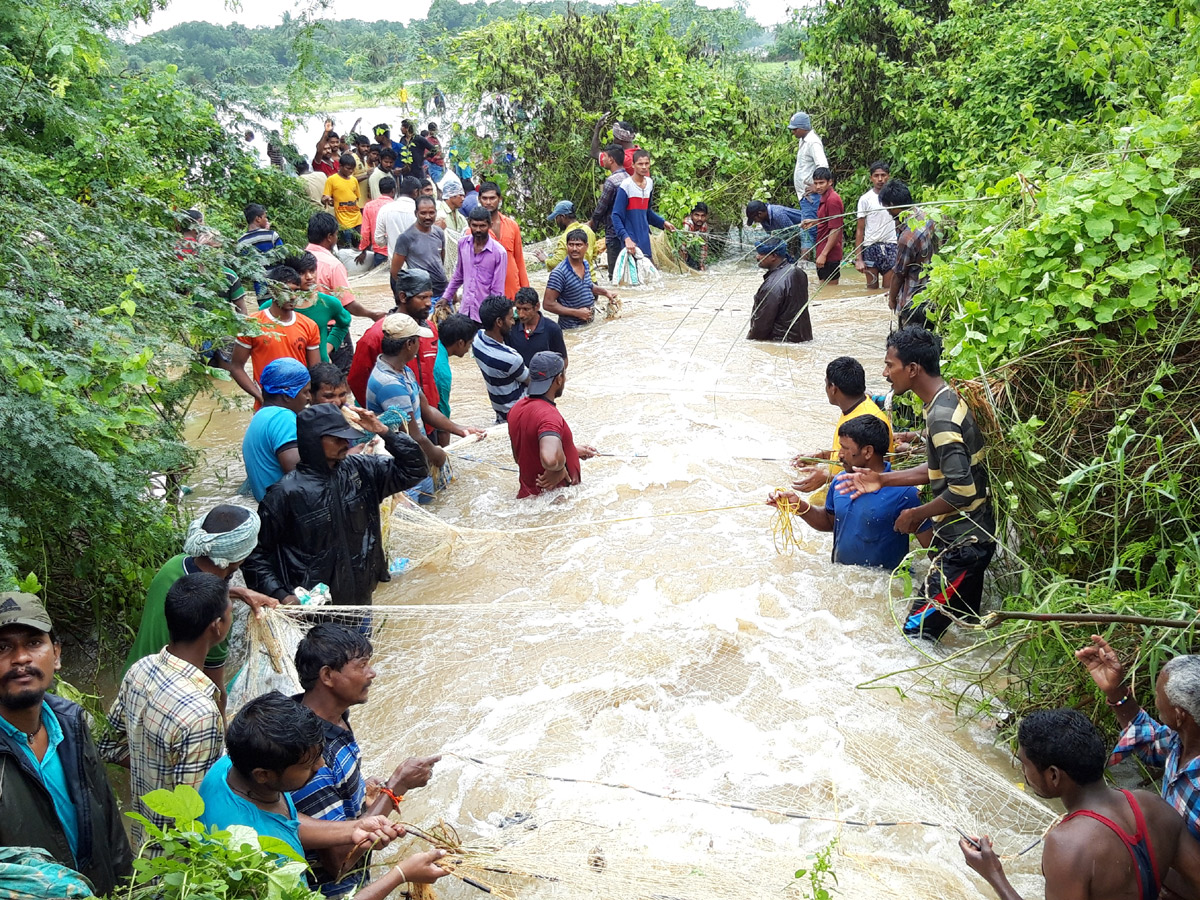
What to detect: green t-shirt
<box><xmin>261</xmin><ymin>291</ymin><xmax>352</xmax><ymax>363</ymax></box>
<box><xmin>124</xmin><ymin>554</ymin><xmax>228</xmax><ymax>674</ymax></box>
<box><xmin>434</xmin><ymin>339</ymin><xmax>452</xmax><ymax>418</ymax></box>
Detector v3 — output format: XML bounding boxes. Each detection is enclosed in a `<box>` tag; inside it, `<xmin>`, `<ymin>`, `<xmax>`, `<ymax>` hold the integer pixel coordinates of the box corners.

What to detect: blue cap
<box><xmin>755</xmin><ymin>237</ymin><xmax>791</xmax><ymax>261</ymax></box>
<box><xmin>547</xmin><ymin>200</ymin><xmax>575</xmax><ymax>223</ymax></box>
<box><xmin>788</xmin><ymin>112</ymin><xmax>812</xmax><ymax>131</ymax></box>
<box><xmin>260</xmin><ymin>357</ymin><xmax>311</xmax><ymax>398</ymax></box>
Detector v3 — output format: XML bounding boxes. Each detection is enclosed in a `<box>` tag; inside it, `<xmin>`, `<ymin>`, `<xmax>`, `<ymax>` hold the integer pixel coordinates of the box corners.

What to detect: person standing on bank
<box><xmin>802</xmin><ymin>167</ymin><xmax>844</xmax><ymax>285</ymax></box>
<box><xmin>0</xmin><ymin>592</ymin><xmax>133</xmax><ymax>894</ymax></box>
<box><xmin>507</xmin><ymin>351</ymin><xmax>597</xmax><ymax>498</ymax></box>
<box><xmin>789</xmin><ymin>112</ymin><xmax>828</xmax><ymax>256</ymax></box>
<box><xmin>836</xmin><ymin>326</ymin><xmax>995</xmax><ymax>641</ymax></box>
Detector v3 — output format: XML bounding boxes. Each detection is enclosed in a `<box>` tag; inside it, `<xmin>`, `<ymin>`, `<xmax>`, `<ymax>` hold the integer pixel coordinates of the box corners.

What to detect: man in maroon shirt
<box><xmin>507</xmin><ymin>352</ymin><xmax>597</xmax><ymax>498</ymax></box>
<box><xmin>802</xmin><ymin>166</ymin><xmax>845</xmax><ymax>285</ymax></box>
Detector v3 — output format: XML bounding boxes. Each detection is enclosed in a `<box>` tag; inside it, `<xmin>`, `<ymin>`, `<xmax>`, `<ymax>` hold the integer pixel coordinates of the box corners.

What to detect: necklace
<box><xmin>230</xmin><ymin>781</ymin><xmax>281</xmax><ymax>805</ymax></box>
<box><xmin>25</xmin><ymin>719</ymin><xmax>42</xmax><ymax>744</ymax></box>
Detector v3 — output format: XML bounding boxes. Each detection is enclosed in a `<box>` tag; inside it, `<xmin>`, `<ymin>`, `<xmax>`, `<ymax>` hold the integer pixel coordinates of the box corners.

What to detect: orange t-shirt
<box><xmin>492</xmin><ymin>213</ymin><xmax>529</xmax><ymax>300</ymax></box>
<box><xmin>236</xmin><ymin>308</ymin><xmax>320</xmax><ymax>385</ymax></box>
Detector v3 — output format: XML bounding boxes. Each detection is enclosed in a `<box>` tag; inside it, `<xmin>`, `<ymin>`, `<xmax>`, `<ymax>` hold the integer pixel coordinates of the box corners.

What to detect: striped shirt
<box><xmin>98</xmin><ymin>649</ymin><xmax>223</xmax><ymax>851</ymax></box>
<box><xmin>472</xmin><ymin>331</ymin><xmax>528</xmax><ymax>420</ymax></box>
<box><xmin>237</xmin><ymin>227</ymin><xmax>284</xmax><ymax>255</ymax></box>
<box><xmin>290</xmin><ymin>706</ymin><xmax>368</xmax><ymax>896</ymax></box>
<box><xmin>924</xmin><ymin>385</ymin><xmax>994</xmax><ymax>545</ymax></box>
<box><xmin>893</xmin><ymin>207</ymin><xmax>939</xmax><ymax>314</ymax></box>
<box><xmin>546</xmin><ymin>259</ymin><xmax>595</xmax><ymax>330</ymax></box>
<box><xmin>364</xmin><ymin>357</ymin><xmax>422</xmax><ymax>430</ymax></box>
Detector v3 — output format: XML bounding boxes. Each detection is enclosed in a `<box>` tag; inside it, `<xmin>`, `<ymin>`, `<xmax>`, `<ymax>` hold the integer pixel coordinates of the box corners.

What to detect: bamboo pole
<box><xmin>982</xmin><ymin>610</ymin><xmax>1198</xmax><ymax>630</ymax></box>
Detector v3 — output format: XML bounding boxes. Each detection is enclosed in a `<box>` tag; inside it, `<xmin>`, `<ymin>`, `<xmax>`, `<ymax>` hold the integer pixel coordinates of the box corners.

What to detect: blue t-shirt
<box><xmin>365</xmin><ymin>359</ymin><xmax>422</xmax><ymax>430</ymax></box>
<box><xmin>198</xmin><ymin>757</ymin><xmax>303</xmax><ymax>858</ymax></box>
<box><xmin>824</xmin><ymin>465</ymin><xmax>922</xmax><ymax>570</ymax></box>
<box><xmin>546</xmin><ymin>260</ymin><xmax>595</xmax><ymax>330</ymax></box>
<box><xmin>243</xmin><ymin>406</ymin><xmax>298</xmax><ymax>502</ymax></box>
<box><xmin>0</xmin><ymin>702</ymin><xmax>80</xmax><ymax>860</ymax></box>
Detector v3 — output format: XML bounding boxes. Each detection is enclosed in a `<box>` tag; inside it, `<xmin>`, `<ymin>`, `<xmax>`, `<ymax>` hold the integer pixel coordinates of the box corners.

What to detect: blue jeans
<box><xmin>799</xmin><ymin>193</ymin><xmax>819</xmax><ymax>251</ymax></box>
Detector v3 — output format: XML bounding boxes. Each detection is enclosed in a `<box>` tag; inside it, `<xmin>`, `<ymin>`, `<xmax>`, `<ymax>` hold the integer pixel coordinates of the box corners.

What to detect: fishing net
<box><xmin>230</xmin><ymin>577</ymin><xmax>1056</xmax><ymax>900</ymax></box>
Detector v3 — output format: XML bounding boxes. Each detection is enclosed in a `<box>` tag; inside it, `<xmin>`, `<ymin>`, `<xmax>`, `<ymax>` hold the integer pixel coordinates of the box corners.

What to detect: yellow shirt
<box><xmin>830</xmin><ymin>396</ymin><xmax>894</xmax><ymax>476</ymax></box>
<box><xmin>323</xmin><ymin>173</ymin><xmax>362</xmax><ymax>229</ymax></box>
<box><xmin>546</xmin><ymin>222</ymin><xmax>598</xmax><ymax>270</ymax></box>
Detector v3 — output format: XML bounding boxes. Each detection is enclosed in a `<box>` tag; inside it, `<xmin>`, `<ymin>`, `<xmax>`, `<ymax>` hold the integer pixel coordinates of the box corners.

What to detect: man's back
<box><xmin>1047</xmin><ymin>787</ymin><xmax>1193</xmax><ymax>900</ymax></box>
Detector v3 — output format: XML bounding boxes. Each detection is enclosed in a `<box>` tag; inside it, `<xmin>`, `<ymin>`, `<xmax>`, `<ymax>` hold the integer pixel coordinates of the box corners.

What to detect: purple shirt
<box><xmin>444</xmin><ymin>233</ymin><xmax>508</xmax><ymax>322</ymax></box>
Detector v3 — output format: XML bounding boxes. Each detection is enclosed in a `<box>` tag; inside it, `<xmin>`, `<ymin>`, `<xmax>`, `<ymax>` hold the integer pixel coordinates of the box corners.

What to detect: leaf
<box><xmin>141</xmin><ymin>784</ymin><xmax>205</xmax><ymax>827</ymax></box>
<box><xmin>1084</xmin><ymin>216</ymin><xmax>1113</xmax><ymax>239</ymax></box>
<box><xmin>259</xmin><ymin>835</ymin><xmax>308</xmax><ymax>864</ymax></box>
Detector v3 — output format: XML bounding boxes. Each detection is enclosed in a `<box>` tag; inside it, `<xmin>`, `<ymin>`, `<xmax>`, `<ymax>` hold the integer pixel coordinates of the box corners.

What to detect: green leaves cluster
<box><xmin>127</xmin><ymin>786</ymin><xmax>322</xmax><ymax>900</ymax></box>
<box><xmin>448</xmin><ymin>2</ymin><xmax>805</xmax><ymax>237</ymax></box>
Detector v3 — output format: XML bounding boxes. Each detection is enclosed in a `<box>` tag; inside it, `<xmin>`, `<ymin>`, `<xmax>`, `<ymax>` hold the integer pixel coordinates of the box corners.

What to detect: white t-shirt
<box><xmin>793</xmin><ymin>131</ymin><xmax>828</xmax><ymax>200</ymax></box>
<box><xmin>375</xmin><ymin>197</ymin><xmax>417</xmax><ymax>255</ymax></box>
<box><xmin>857</xmin><ymin>188</ymin><xmax>898</xmax><ymax>247</ymax></box>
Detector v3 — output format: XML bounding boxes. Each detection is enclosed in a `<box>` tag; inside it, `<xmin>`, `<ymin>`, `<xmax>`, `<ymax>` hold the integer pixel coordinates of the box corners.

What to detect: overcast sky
<box><xmin>131</xmin><ymin>0</ymin><xmax>793</xmax><ymax>36</ymax></box>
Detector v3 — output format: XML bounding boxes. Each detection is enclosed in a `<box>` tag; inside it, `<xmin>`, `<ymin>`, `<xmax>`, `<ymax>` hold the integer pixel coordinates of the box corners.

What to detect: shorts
<box><xmin>861</xmin><ymin>242</ymin><xmax>898</xmax><ymax>272</ymax></box>
<box><xmin>816</xmin><ymin>260</ymin><xmax>842</xmax><ymax>282</ymax></box>
<box><xmin>904</xmin><ymin>540</ymin><xmax>996</xmax><ymax>640</ymax></box>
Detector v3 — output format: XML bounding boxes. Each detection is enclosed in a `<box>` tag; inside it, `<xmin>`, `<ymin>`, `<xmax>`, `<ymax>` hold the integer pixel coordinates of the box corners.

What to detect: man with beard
<box><xmin>507</xmin><ymin>351</ymin><xmax>597</xmax><ymax>498</ymax></box>
<box><xmin>0</xmin><ymin>592</ymin><xmax>133</xmax><ymax>893</ymax></box>
<box><xmin>242</xmin><ymin>404</ymin><xmax>427</xmax><ymax>606</ymax></box>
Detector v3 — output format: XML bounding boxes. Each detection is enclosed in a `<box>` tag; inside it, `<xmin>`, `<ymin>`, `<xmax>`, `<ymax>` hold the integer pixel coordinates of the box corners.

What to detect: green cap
<box><xmin>0</xmin><ymin>592</ymin><xmax>53</xmax><ymax>633</ymax></box>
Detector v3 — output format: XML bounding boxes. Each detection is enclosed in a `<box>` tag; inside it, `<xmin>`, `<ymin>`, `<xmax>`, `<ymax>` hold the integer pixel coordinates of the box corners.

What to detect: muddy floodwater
<box><xmin>185</xmin><ymin>262</ymin><xmax>1053</xmax><ymax>899</ymax></box>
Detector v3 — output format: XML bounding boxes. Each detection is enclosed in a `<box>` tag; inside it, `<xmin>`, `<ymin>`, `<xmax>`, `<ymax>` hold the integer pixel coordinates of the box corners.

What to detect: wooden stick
<box><xmin>982</xmin><ymin>610</ymin><xmax>1198</xmax><ymax>630</ymax></box>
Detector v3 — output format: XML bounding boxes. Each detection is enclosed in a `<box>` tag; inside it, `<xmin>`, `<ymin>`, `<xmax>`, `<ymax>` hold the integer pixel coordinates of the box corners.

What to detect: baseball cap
<box><xmin>300</xmin><ymin>403</ymin><xmax>365</xmax><ymax>442</ymax></box>
<box><xmin>0</xmin><ymin>592</ymin><xmax>53</xmax><ymax>633</ymax></box>
<box><xmin>382</xmin><ymin>312</ymin><xmax>434</xmax><ymax>340</ymax></box>
<box><xmin>546</xmin><ymin>200</ymin><xmax>575</xmax><ymax>223</ymax></box>
<box><xmin>788</xmin><ymin>112</ymin><xmax>812</xmax><ymax>131</ymax></box>
<box><xmin>528</xmin><ymin>351</ymin><xmax>566</xmax><ymax>395</ymax></box>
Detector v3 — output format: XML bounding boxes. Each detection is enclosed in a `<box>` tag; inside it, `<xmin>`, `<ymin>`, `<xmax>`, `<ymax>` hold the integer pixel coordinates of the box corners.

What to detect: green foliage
<box><xmin>0</xmin><ymin>0</ymin><xmax>315</xmax><ymax>653</ymax></box>
<box><xmin>448</xmin><ymin>2</ymin><xmax>806</xmax><ymax>238</ymax></box>
<box><xmin>126</xmin><ymin>785</ymin><xmax>322</xmax><ymax>900</ymax></box>
<box><xmin>795</xmin><ymin>838</ymin><xmax>839</xmax><ymax>900</ymax></box>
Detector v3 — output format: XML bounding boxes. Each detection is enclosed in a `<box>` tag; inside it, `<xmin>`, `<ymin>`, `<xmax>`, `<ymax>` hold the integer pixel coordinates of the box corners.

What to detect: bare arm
<box><xmin>536</xmin><ymin>433</ymin><xmax>570</xmax><ymax>490</ymax></box>
<box><xmin>854</xmin><ymin>216</ymin><xmax>866</xmax><ymax>266</ymax></box>
<box><xmin>390</xmin><ymin>252</ymin><xmax>408</xmax><ymax>281</ymax></box>
<box><xmin>277</xmin><ymin>447</ymin><xmax>300</xmax><ymax>474</ymax></box>
<box><xmin>228</xmin><ymin>344</ymin><xmax>262</xmax><ymax>404</ymax></box>
<box><xmin>344</xmin><ymin>299</ymin><xmax>383</xmax><ymax>321</ymax></box>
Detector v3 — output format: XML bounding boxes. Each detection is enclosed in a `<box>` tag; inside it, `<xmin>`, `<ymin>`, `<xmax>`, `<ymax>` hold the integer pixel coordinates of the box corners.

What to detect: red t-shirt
<box><xmin>313</xmin><ymin>157</ymin><xmax>337</xmax><ymax>177</ymax></box>
<box><xmin>507</xmin><ymin>396</ymin><xmax>580</xmax><ymax>498</ymax></box>
<box><xmin>815</xmin><ymin>188</ymin><xmax>845</xmax><ymax>262</ymax></box>
<box><xmin>622</xmin><ymin>146</ymin><xmax>641</xmax><ymax>176</ymax></box>
<box><xmin>348</xmin><ymin>318</ymin><xmax>440</xmax><ymax>427</ymax></box>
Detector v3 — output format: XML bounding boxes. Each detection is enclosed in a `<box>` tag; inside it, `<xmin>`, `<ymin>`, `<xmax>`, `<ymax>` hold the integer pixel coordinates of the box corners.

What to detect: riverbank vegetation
<box><xmin>798</xmin><ymin>0</ymin><xmax>1200</xmax><ymax>725</ymax></box>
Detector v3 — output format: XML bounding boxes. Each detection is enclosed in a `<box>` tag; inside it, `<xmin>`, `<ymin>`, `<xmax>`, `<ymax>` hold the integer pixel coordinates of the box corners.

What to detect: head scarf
<box><xmin>755</xmin><ymin>237</ymin><xmax>792</xmax><ymax>262</ymax></box>
<box><xmin>612</xmin><ymin>122</ymin><xmax>636</xmax><ymax>143</ymax></box>
<box><xmin>441</xmin><ymin>180</ymin><xmax>464</xmax><ymax>199</ymax></box>
<box><xmin>260</xmin><ymin>357</ymin><xmax>311</xmax><ymax>398</ymax></box>
<box><xmin>183</xmin><ymin>509</ymin><xmax>261</xmax><ymax>568</ymax></box>
<box><xmin>392</xmin><ymin>268</ymin><xmax>433</xmax><ymax>298</ymax></box>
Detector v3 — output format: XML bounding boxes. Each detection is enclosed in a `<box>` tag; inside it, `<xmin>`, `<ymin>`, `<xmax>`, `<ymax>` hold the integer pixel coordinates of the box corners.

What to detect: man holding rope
<box><xmin>836</xmin><ymin>326</ymin><xmax>994</xmax><ymax>640</ymax></box>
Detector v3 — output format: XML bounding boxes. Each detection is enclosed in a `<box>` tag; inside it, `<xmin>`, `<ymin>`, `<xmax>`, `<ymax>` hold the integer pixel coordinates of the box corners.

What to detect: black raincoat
<box><xmin>243</xmin><ymin>410</ymin><xmax>427</xmax><ymax>605</ymax></box>
<box><xmin>748</xmin><ymin>262</ymin><xmax>812</xmax><ymax>343</ymax></box>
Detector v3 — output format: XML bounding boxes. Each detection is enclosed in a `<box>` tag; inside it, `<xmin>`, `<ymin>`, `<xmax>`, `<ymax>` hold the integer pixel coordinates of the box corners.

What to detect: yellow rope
<box><xmin>770</xmin><ymin>489</ymin><xmax>805</xmax><ymax>555</ymax></box>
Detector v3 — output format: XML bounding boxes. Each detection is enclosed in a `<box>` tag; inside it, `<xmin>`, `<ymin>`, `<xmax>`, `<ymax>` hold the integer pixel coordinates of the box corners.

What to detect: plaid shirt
<box><xmin>98</xmin><ymin>649</ymin><xmax>223</xmax><ymax>850</ymax></box>
<box><xmin>290</xmin><ymin>705</ymin><xmax>367</xmax><ymax>896</ymax></box>
<box><xmin>1110</xmin><ymin>709</ymin><xmax>1200</xmax><ymax>840</ymax></box>
<box><xmin>892</xmin><ymin>207</ymin><xmax>938</xmax><ymax>314</ymax></box>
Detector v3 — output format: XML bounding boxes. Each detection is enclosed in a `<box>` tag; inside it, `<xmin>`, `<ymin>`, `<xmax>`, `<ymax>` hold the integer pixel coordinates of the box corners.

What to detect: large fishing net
<box><xmin>228</xmin><ymin>492</ymin><xmax>1057</xmax><ymax>900</ymax></box>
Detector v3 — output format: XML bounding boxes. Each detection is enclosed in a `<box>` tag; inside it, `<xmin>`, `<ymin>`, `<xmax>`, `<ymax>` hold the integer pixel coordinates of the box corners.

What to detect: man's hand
<box><xmin>351</xmin><ymin>407</ymin><xmax>388</xmax><ymax>436</ymax></box>
<box><xmin>351</xmin><ymin>816</ymin><xmax>404</xmax><ymax>849</ymax></box>
<box><xmin>322</xmin><ymin>195</ymin><xmax>334</xmax><ymax>207</ymax></box>
<box><xmin>663</xmin><ymin>222</ymin><xmax>676</xmax><ymax>233</ymax></box>
<box><xmin>355</xmin><ymin>250</ymin><xmax>368</xmax><ymax>265</ymax></box>
<box><xmin>1076</xmin><ymin>635</ymin><xmax>1127</xmax><ymax>698</ymax></box>
<box><xmin>800</xmin><ymin>219</ymin><xmax>816</xmax><ymax>230</ymax></box>
<box><xmin>578</xmin><ymin>306</ymin><xmax>595</xmax><ymax>322</ymax></box>
<box><xmin>324</xmin><ymin>118</ymin><xmax>334</xmax><ymax>133</ymax></box>
<box><xmin>533</xmin><ymin>249</ymin><xmax>547</xmax><ymax>262</ymax></box>
<box><xmin>816</xmin><ymin>254</ymin><xmax>828</xmax><ymax>267</ymax></box>
<box><xmin>428</xmin><ymin>445</ymin><xmax>448</xmax><ymax>468</ymax></box>
<box><xmin>767</xmin><ymin>489</ymin><xmax>801</xmax><ymax>509</ymax></box>
<box><xmin>894</xmin><ymin>507</ymin><xmax>926</xmax><ymax>534</ymax></box>
<box><xmin>624</xmin><ymin>237</ymin><xmax>636</xmax><ymax>252</ymax></box>
<box><xmin>792</xmin><ymin>467</ymin><xmax>828</xmax><ymax>493</ymax></box>
<box><xmin>834</xmin><ymin>467</ymin><xmax>882</xmax><ymax>499</ymax></box>
<box><xmin>461</xmin><ymin>426</ymin><xmax>488</xmax><ymax>439</ymax></box>
<box><xmin>389</xmin><ymin>755</ymin><xmax>441</xmax><ymax>794</ymax></box>
<box><xmin>227</xmin><ymin>586</ymin><xmax>278</xmax><ymax>617</ymax></box>
<box><xmin>578</xmin><ymin>445</ymin><xmax>598</xmax><ymax>460</ymax></box>
<box><xmin>399</xmin><ymin>849</ymin><xmax>450</xmax><ymax>884</ymax></box>
<box><xmin>282</xmin><ymin>594</ymin><xmax>300</xmax><ymax>606</ymax></box>
<box><xmin>793</xmin><ymin>449</ymin><xmax>831</xmax><ymax>466</ymax></box>
<box><xmin>536</xmin><ymin>466</ymin><xmax>570</xmax><ymax>490</ymax></box>
<box><xmin>959</xmin><ymin>835</ymin><xmax>1006</xmax><ymax>885</ymax></box>
<box><xmin>854</xmin><ymin>258</ymin><xmax>866</xmax><ymax>272</ymax></box>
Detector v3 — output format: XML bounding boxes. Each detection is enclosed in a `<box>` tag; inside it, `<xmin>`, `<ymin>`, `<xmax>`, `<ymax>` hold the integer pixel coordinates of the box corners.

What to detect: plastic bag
<box><xmin>612</xmin><ymin>248</ymin><xmax>640</xmax><ymax>286</ymax></box>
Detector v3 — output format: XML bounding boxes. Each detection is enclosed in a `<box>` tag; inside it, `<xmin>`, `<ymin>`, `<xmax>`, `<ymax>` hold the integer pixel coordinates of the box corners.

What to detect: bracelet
<box><xmin>1106</xmin><ymin>692</ymin><xmax>1133</xmax><ymax>708</ymax></box>
<box><xmin>395</xmin><ymin>866</ymin><xmax>407</xmax><ymax>886</ymax></box>
<box><xmin>379</xmin><ymin>786</ymin><xmax>404</xmax><ymax>807</ymax></box>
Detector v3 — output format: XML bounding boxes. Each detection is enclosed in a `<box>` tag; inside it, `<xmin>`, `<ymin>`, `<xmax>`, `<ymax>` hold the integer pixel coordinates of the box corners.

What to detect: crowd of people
<box><xmin>2</xmin><ymin>108</ymin><xmax>1186</xmax><ymax>900</ymax></box>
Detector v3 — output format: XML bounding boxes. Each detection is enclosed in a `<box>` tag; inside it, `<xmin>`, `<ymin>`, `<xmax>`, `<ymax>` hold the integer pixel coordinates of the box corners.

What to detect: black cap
<box><xmin>299</xmin><ymin>403</ymin><xmax>364</xmax><ymax>441</ymax></box>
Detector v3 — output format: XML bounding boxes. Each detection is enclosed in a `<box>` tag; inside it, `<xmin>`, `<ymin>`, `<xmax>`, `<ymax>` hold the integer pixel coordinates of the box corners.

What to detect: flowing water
<box><xmin>185</xmin><ymin>262</ymin><xmax>1054</xmax><ymax>899</ymax></box>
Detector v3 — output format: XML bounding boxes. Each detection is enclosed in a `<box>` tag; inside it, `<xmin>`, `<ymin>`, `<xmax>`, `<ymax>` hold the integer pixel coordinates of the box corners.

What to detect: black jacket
<box><xmin>748</xmin><ymin>262</ymin><xmax>812</xmax><ymax>342</ymax></box>
<box><xmin>0</xmin><ymin>693</ymin><xmax>133</xmax><ymax>895</ymax></box>
<box><xmin>243</xmin><ymin>423</ymin><xmax>427</xmax><ymax>605</ymax></box>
